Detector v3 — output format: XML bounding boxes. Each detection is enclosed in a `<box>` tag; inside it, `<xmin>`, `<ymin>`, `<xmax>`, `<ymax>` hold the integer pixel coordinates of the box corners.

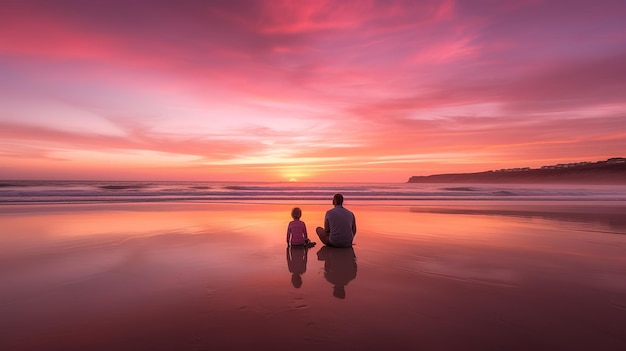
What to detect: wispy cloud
<box><xmin>1</xmin><ymin>0</ymin><xmax>625</xmax><ymax>181</ymax></box>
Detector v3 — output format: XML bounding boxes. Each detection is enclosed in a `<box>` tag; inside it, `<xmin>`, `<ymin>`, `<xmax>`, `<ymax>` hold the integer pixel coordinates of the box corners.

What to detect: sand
<box><xmin>1</xmin><ymin>201</ymin><xmax>625</xmax><ymax>350</ymax></box>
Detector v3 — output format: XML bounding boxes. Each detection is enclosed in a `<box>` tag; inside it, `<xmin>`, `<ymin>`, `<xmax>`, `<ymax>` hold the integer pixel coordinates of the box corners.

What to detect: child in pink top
<box><xmin>286</xmin><ymin>207</ymin><xmax>315</xmax><ymax>247</ymax></box>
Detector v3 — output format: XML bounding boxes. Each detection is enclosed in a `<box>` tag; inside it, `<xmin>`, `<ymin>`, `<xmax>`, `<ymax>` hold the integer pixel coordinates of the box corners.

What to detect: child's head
<box><xmin>291</xmin><ymin>207</ymin><xmax>302</xmax><ymax>220</ymax></box>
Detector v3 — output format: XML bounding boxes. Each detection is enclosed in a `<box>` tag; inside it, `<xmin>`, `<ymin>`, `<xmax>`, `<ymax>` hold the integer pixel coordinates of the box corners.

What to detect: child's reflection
<box><xmin>317</xmin><ymin>246</ymin><xmax>357</xmax><ymax>299</ymax></box>
<box><xmin>286</xmin><ymin>246</ymin><xmax>309</xmax><ymax>288</ymax></box>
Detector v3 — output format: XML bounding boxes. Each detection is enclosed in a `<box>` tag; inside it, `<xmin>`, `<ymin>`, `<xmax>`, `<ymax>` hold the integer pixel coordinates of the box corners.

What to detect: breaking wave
<box><xmin>0</xmin><ymin>180</ymin><xmax>625</xmax><ymax>204</ymax></box>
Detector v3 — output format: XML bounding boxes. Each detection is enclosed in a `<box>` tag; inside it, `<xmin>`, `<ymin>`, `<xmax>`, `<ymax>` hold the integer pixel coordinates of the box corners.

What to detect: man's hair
<box><xmin>291</xmin><ymin>207</ymin><xmax>302</xmax><ymax>219</ymax></box>
<box><xmin>333</xmin><ymin>193</ymin><xmax>344</xmax><ymax>205</ymax></box>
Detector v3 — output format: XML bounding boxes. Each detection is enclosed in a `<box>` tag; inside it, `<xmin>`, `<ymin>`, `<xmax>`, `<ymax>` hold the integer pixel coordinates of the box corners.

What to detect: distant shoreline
<box><xmin>408</xmin><ymin>158</ymin><xmax>626</xmax><ymax>184</ymax></box>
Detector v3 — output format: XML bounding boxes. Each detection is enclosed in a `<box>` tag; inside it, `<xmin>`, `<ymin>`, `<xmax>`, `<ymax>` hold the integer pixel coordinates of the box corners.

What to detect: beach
<box><xmin>1</xmin><ymin>200</ymin><xmax>626</xmax><ymax>350</ymax></box>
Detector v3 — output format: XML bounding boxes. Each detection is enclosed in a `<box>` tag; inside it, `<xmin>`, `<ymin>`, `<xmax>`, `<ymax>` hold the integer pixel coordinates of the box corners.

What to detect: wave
<box><xmin>1</xmin><ymin>181</ymin><xmax>626</xmax><ymax>204</ymax></box>
<box><xmin>100</xmin><ymin>184</ymin><xmax>150</xmax><ymax>190</ymax></box>
<box><xmin>441</xmin><ymin>187</ymin><xmax>476</xmax><ymax>192</ymax></box>
<box><xmin>493</xmin><ymin>190</ymin><xmax>517</xmax><ymax>196</ymax></box>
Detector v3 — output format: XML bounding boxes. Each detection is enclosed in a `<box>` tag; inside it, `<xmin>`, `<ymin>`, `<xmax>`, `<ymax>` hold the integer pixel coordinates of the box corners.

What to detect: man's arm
<box><xmin>324</xmin><ymin>215</ymin><xmax>330</xmax><ymax>234</ymax></box>
<box><xmin>352</xmin><ymin>215</ymin><xmax>357</xmax><ymax>237</ymax></box>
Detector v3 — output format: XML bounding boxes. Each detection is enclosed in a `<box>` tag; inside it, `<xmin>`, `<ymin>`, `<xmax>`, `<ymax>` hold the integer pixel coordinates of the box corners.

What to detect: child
<box><xmin>286</xmin><ymin>207</ymin><xmax>315</xmax><ymax>247</ymax></box>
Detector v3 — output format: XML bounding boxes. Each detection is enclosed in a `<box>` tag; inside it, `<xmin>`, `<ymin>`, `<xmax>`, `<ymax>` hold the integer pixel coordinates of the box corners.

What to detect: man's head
<box><xmin>332</xmin><ymin>193</ymin><xmax>344</xmax><ymax>206</ymax></box>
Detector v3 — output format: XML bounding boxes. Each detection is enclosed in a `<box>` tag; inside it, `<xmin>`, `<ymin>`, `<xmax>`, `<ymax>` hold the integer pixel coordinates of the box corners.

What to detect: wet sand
<box><xmin>1</xmin><ymin>201</ymin><xmax>625</xmax><ymax>350</ymax></box>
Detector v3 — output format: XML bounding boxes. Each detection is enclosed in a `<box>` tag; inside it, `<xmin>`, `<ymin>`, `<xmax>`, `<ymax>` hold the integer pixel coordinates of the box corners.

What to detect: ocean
<box><xmin>2</xmin><ymin>180</ymin><xmax>626</xmax><ymax>204</ymax></box>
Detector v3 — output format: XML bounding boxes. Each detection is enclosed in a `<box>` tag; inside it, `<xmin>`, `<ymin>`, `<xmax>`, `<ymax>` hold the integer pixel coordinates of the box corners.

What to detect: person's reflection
<box><xmin>286</xmin><ymin>246</ymin><xmax>309</xmax><ymax>288</ymax></box>
<box><xmin>317</xmin><ymin>246</ymin><xmax>357</xmax><ymax>299</ymax></box>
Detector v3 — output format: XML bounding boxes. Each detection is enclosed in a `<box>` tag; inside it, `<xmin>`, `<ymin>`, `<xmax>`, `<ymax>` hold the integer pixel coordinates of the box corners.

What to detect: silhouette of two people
<box><xmin>286</xmin><ymin>245</ymin><xmax>357</xmax><ymax>299</ymax></box>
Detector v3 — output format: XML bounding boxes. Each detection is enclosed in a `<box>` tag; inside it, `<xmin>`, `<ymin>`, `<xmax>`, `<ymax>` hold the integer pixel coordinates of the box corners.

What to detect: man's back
<box><xmin>325</xmin><ymin>206</ymin><xmax>356</xmax><ymax>247</ymax></box>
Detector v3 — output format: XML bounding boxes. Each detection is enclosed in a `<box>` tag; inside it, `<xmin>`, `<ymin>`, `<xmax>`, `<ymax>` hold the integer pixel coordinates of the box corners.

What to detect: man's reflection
<box><xmin>317</xmin><ymin>246</ymin><xmax>357</xmax><ymax>299</ymax></box>
<box><xmin>286</xmin><ymin>246</ymin><xmax>308</xmax><ymax>288</ymax></box>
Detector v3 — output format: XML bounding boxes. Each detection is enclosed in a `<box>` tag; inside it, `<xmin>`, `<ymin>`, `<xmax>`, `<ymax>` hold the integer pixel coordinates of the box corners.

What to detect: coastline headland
<box><xmin>408</xmin><ymin>157</ymin><xmax>626</xmax><ymax>184</ymax></box>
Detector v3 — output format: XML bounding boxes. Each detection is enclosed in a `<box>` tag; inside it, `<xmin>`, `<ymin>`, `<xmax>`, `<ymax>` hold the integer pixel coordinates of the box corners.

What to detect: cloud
<box><xmin>1</xmin><ymin>0</ymin><xmax>625</xmax><ymax>180</ymax></box>
<box><xmin>0</xmin><ymin>120</ymin><xmax>261</xmax><ymax>161</ymax></box>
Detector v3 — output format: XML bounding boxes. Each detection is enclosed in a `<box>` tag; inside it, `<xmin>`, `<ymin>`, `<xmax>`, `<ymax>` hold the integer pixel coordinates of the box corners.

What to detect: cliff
<box><xmin>407</xmin><ymin>158</ymin><xmax>626</xmax><ymax>184</ymax></box>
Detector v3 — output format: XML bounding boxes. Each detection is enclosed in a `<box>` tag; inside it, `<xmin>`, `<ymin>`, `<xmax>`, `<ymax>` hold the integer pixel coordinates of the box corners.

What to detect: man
<box><xmin>316</xmin><ymin>193</ymin><xmax>356</xmax><ymax>247</ymax></box>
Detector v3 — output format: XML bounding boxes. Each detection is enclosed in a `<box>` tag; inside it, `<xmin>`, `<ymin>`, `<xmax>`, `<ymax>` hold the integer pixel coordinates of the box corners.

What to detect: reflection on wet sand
<box><xmin>410</xmin><ymin>204</ymin><xmax>626</xmax><ymax>231</ymax></box>
<box><xmin>317</xmin><ymin>246</ymin><xmax>357</xmax><ymax>299</ymax></box>
<box><xmin>286</xmin><ymin>246</ymin><xmax>308</xmax><ymax>288</ymax></box>
<box><xmin>1</xmin><ymin>202</ymin><xmax>625</xmax><ymax>350</ymax></box>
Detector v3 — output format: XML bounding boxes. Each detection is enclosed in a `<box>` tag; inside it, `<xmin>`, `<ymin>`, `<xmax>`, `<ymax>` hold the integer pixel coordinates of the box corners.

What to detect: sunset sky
<box><xmin>1</xmin><ymin>0</ymin><xmax>625</xmax><ymax>182</ymax></box>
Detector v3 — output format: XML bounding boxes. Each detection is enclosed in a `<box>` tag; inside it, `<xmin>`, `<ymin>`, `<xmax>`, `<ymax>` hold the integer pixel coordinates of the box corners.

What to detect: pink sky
<box><xmin>1</xmin><ymin>0</ymin><xmax>625</xmax><ymax>182</ymax></box>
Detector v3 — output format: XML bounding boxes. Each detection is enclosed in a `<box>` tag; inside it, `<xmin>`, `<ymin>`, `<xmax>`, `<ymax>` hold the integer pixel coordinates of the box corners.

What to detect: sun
<box><xmin>289</xmin><ymin>178</ymin><xmax>297</xmax><ymax>182</ymax></box>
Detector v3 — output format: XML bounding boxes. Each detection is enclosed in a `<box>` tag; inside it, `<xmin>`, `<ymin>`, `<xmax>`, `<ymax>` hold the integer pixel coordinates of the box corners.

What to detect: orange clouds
<box><xmin>0</xmin><ymin>0</ymin><xmax>625</xmax><ymax>181</ymax></box>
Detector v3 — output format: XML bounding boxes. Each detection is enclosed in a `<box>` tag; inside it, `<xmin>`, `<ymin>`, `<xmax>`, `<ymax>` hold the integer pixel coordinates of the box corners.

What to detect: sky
<box><xmin>1</xmin><ymin>0</ymin><xmax>625</xmax><ymax>182</ymax></box>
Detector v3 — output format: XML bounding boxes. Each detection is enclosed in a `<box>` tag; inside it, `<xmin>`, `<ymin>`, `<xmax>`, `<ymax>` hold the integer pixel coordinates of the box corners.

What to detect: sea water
<box><xmin>1</xmin><ymin>180</ymin><xmax>626</xmax><ymax>204</ymax></box>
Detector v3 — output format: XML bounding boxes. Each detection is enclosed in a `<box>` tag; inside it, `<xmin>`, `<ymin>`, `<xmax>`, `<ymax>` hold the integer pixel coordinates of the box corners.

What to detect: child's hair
<box><xmin>291</xmin><ymin>207</ymin><xmax>302</xmax><ymax>220</ymax></box>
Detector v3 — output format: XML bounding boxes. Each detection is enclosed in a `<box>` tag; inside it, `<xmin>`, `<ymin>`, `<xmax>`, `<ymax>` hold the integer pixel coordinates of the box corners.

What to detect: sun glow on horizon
<box><xmin>1</xmin><ymin>1</ymin><xmax>625</xmax><ymax>182</ymax></box>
